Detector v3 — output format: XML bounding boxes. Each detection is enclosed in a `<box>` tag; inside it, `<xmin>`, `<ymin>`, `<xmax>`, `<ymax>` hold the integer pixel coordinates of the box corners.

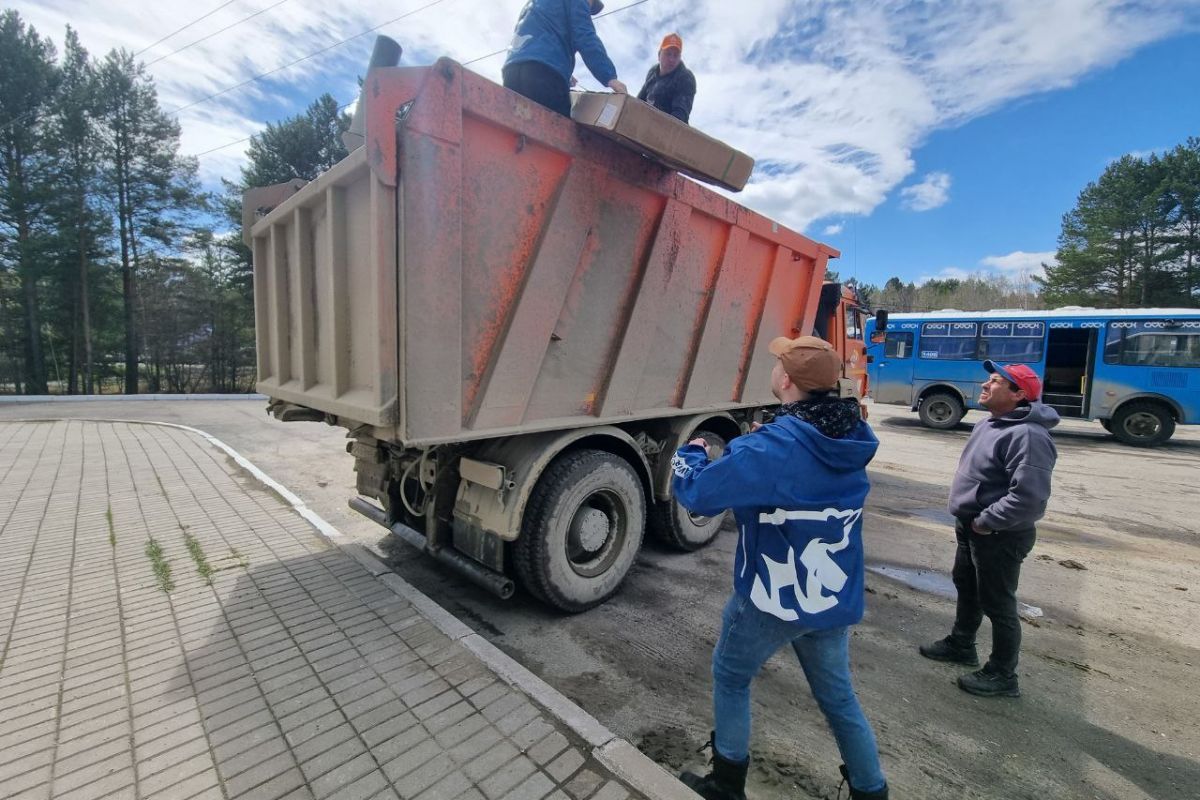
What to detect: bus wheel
<box><xmin>1100</xmin><ymin>419</ymin><xmax>1113</xmax><ymax>433</ymax></box>
<box><xmin>918</xmin><ymin>392</ymin><xmax>964</xmax><ymax>430</ymax></box>
<box><xmin>651</xmin><ymin>432</ymin><xmax>728</xmax><ymax>551</ymax></box>
<box><xmin>514</xmin><ymin>449</ymin><xmax>645</xmax><ymax>612</ymax></box>
<box><xmin>1111</xmin><ymin>401</ymin><xmax>1175</xmax><ymax>447</ymax></box>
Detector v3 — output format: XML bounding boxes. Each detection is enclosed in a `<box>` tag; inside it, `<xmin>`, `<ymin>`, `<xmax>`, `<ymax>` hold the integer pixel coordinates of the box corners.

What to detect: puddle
<box><xmin>908</xmin><ymin>508</ymin><xmax>956</xmax><ymax>526</ymax></box>
<box><xmin>867</xmin><ymin>564</ymin><xmax>956</xmax><ymax>599</ymax></box>
<box><xmin>867</xmin><ymin>563</ymin><xmax>1043</xmax><ymax>619</ymax></box>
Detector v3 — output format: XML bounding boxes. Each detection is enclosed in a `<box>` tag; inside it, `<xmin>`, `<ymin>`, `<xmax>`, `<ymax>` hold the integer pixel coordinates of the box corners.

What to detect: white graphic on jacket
<box><xmin>749</xmin><ymin>508</ymin><xmax>863</xmax><ymax>620</ymax></box>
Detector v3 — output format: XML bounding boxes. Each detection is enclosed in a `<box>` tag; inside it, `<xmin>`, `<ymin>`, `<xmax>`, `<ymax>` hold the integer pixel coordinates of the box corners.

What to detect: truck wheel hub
<box><xmin>571</xmin><ymin>506</ymin><xmax>610</xmax><ymax>553</ymax></box>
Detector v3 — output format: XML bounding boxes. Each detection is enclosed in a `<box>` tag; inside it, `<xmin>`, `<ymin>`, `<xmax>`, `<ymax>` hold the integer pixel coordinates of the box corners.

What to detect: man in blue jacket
<box><xmin>503</xmin><ymin>0</ymin><xmax>627</xmax><ymax>117</ymax></box>
<box><xmin>673</xmin><ymin>336</ymin><xmax>888</xmax><ymax>800</ymax></box>
<box><xmin>920</xmin><ymin>361</ymin><xmax>1058</xmax><ymax>698</ymax></box>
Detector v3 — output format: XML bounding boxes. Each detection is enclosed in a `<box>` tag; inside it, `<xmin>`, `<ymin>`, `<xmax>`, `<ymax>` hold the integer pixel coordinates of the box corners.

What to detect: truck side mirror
<box><xmin>874</xmin><ymin>309</ymin><xmax>889</xmax><ymax>332</ymax></box>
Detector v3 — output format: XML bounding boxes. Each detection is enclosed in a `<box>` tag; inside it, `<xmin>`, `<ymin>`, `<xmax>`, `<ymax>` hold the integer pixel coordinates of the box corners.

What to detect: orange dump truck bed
<box><xmin>249</xmin><ymin>58</ymin><xmax>838</xmax><ymax>446</ymax></box>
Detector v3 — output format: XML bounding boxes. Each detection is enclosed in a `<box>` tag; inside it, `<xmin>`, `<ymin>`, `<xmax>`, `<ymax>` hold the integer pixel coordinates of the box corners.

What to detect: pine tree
<box><xmin>95</xmin><ymin>49</ymin><xmax>200</xmax><ymax>393</ymax></box>
<box><xmin>46</xmin><ymin>27</ymin><xmax>107</xmax><ymax>393</ymax></box>
<box><xmin>0</xmin><ymin>10</ymin><xmax>59</xmax><ymax>394</ymax></box>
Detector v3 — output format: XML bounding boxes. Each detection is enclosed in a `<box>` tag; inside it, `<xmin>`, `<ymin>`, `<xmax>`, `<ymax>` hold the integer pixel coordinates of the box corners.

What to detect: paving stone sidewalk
<box><xmin>0</xmin><ymin>420</ymin><xmax>679</xmax><ymax>800</ymax></box>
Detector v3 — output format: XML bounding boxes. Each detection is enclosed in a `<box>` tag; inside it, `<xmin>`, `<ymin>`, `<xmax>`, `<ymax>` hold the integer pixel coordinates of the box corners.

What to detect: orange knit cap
<box><xmin>659</xmin><ymin>33</ymin><xmax>683</xmax><ymax>53</ymax></box>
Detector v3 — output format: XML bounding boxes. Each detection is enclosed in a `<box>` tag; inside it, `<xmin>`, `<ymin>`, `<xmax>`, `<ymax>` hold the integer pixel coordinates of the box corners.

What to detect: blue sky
<box><xmin>12</xmin><ymin>1</ymin><xmax>1200</xmax><ymax>288</ymax></box>
<box><xmin>824</xmin><ymin>31</ymin><xmax>1200</xmax><ymax>287</ymax></box>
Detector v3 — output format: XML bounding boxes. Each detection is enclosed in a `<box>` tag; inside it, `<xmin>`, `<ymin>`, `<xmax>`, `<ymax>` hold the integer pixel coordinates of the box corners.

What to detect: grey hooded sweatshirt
<box><xmin>948</xmin><ymin>401</ymin><xmax>1060</xmax><ymax>531</ymax></box>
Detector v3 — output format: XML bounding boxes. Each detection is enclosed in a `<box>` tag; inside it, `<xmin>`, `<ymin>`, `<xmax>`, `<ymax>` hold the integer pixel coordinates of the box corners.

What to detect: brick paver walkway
<box><xmin>0</xmin><ymin>420</ymin><xmax>650</xmax><ymax>800</ymax></box>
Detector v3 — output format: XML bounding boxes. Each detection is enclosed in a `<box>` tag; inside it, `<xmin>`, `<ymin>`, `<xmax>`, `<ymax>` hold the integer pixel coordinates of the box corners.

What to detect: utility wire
<box><xmin>189</xmin><ymin>0</ymin><xmax>655</xmax><ymax>157</ymax></box>
<box><xmin>145</xmin><ymin>0</ymin><xmax>296</xmax><ymax>67</ymax></box>
<box><xmin>464</xmin><ymin>0</ymin><xmax>653</xmax><ymax>65</ymax></box>
<box><xmin>134</xmin><ymin>0</ymin><xmax>242</xmax><ymax>57</ymax></box>
<box><xmin>0</xmin><ymin>0</ymin><xmax>261</xmax><ymax>131</ymax></box>
<box><xmin>168</xmin><ymin>0</ymin><xmax>449</xmax><ymax>115</ymax></box>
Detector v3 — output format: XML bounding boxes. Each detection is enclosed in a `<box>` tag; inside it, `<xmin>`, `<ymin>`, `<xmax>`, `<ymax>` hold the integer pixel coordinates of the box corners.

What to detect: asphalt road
<box><xmin>4</xmin><ymin>397</ymin><xmax>1197</xmax><ymax>799</ymax></box>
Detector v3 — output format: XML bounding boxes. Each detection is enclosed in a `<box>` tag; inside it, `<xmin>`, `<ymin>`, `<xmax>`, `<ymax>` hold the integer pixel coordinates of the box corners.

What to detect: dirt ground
<box><xmin>4</xmin><ymin>398</ymin><xmax>1196</xmax><ymax>800</ymax></box>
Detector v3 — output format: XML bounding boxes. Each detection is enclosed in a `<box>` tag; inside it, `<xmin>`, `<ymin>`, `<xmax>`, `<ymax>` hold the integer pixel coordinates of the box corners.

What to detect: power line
<box><xmin>464</xmin><ymin>0</ymin><xmax>654</xmax><ymax>65</ymax></box>
<box><xmin>134</xmin><ymin>0</ymin><xmax>242</xmax><ymax>57</ymax></box>
<box><xmin>0</xmin><ymin>0</ymin><xmax>257</xmax><ymax>131</ymax></box>
<box><xmin>145</xmin><ymin>0</ymin><xmax>296</xmax><ymax>67</ymax></box>
<box><xmin>190</xmin><ymin>0</ymin><xmax>656</xmax><ymax>158</ymax></box>
<box><xmin>191</xmin><ymin>99</ymin><xmax>355</xmax><ymax>158</ymax></box>
<box><xmin>167</xmin><ymin>0</ymin><xmax>449</xmax><ymax>116</ymax></box>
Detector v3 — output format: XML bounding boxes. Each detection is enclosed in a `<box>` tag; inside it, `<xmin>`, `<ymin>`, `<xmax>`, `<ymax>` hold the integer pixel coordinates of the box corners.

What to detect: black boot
<box><xmin>838</xmin><ymin>764</ymin><xmax>889</xmax><ymax>799</ymax></box>
<box><xmin>679</xmin><ymin>733</ymin><xmax>748</xmax><ymax>800</ymax></box>
<box><xmin>919</xmin><ymin>636</ymin><xmax>979</xmax><ymax>666</ymax></box>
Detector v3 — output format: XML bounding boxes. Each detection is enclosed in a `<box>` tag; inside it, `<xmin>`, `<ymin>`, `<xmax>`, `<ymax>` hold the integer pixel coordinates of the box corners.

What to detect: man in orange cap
<box><xmin>636</xmin><ymin>32</ymin><xmax>697</xmax><ymax>122</ymax></box>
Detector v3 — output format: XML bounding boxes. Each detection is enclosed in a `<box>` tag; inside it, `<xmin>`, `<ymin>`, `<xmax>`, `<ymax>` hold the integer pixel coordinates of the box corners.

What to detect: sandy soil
<box><xmin>4</xmin><ymin>398</ymin><xmax>1196</xmax><ymax>799</ymax></box>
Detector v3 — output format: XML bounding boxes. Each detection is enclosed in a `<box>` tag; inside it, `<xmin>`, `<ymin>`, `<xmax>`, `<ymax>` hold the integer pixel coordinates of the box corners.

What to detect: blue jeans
<box><xmin>712</xmin><ymin>594</ymin><xmax>886</xmax><ymax>794</ymax></box>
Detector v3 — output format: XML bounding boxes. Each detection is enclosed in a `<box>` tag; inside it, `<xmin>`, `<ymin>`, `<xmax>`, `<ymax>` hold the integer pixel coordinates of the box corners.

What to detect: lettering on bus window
<box><xmin>978</xmin><ymin>321</ymin><xmax>1045</xmax><ymax>363</ymax></box>
<box><xmin>1104</xmin><ymin>320</ymin><xmax>1200</xmax><ymax>368</ymax></box>
<box><xmin>919</xmin><ymin>322</ymin><xmax>977</xmax><ymax>360</ymax></box>
<box><xmin>884</xmin><ymin>332</ymin><xmax>913</xmax><ymax>358</ymax></box>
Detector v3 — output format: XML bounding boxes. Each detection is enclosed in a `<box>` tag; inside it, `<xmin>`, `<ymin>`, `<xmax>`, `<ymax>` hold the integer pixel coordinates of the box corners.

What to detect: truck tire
<box><xmin>514</xmin><ymin>449</ymin><xmax>645</xmax><ymax>612</ymax></box>
<box><xmin>1111</xmin><ymin>401</ymin><xmax>1175</xmax><ymax>447</ymax></box>
<box><xmin>918</xmin><ymin>392</ymin><xmax>964</xmax><ymax>430</ymax></box>
<box><xmin>650</xmin><ymin>432</ymin><xmax>728</xmax><ymax>551</ymax></box>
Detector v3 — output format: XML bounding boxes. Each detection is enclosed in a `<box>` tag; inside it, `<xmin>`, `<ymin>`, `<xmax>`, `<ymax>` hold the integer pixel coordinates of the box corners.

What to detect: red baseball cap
<box><xmin>983</xmin><ymin>360</ymin><xmax>1041</xmax><ymax>401</ymax></box>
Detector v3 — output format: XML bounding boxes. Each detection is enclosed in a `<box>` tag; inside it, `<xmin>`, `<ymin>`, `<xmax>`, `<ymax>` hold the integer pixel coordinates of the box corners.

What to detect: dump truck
<box><xmin>245</xmin><ymin>49</ymin><xmax>876</xmax><ymax>612</ymax></box>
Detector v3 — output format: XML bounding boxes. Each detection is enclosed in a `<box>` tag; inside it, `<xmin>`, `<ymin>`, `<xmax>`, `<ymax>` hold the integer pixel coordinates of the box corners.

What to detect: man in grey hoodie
<box><xmin>919</xmin><ymin>360</ymin><xmax>1058</xmax><ymax>697</ymax></box>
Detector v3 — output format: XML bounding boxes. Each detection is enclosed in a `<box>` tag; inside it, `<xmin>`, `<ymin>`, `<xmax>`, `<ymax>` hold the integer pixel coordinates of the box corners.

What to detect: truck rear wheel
<box><xmin>918</xmin><ymin>392</ymin><xmax>964</xmax><ymax>430</ymax></box>
<box><xmin>514</xmin><ymin>449</ymin><xmax>645</xmax><ymax>612</ymax></box>
<box><xmin>1111</xmin><ymin>401</ymin><xmax>1175</xmax><ymax>447</ymax></box>
<box><xmin>651</xmin><ymin>432</ymin><xmax>728</xmax><ymax>551</ymax></box>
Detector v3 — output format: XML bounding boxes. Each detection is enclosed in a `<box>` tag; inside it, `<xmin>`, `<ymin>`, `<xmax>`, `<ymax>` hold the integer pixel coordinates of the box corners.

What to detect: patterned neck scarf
<box><xmin>777</xmin><ymin>394</ymin><xmax>862</xmax><ymax>440</ymax></box>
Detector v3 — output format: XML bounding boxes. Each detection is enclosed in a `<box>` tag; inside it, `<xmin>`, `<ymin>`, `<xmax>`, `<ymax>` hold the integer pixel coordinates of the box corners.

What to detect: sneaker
<box><xmin>918</xmin><ymin>637</ymin><xmax>980</xmax><ymax>666</ymax></box>
<box><xmin>957</xmin><ymin>667</ymin><xmax>1020</xmax><ymax>697</ymax></box>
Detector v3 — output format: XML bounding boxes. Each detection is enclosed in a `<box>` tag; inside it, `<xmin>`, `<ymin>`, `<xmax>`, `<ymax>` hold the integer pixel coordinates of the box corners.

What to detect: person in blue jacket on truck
<box><xmin>503</xmin><ymin>0</ymin><xmax>628</xmax><ymax>117</ymax></box>
<box><xmin>672</xmin><ymin>336</ymin><xmax>889</xmax><ymax>800</ymax></box>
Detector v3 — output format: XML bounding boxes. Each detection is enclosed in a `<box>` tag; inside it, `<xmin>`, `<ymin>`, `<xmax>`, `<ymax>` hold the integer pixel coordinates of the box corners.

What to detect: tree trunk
<box><xmin>17</xmin><ymin>224</ymin><xmax>48</xmax><ymax>394</ymax></box>
<box><xmin>115</xmin><ymin>125</ymin><xmax>139</xmax><ymax>395</ymax></box>
<box><xmin>68</xmin><ymin>292</ymin><xmax>79</xmax><ymax>395</ymax></box>
<box><xmin>79</xmin><ymin>195</ymin><xmax>93</xmax><ymax>394</ymax></box>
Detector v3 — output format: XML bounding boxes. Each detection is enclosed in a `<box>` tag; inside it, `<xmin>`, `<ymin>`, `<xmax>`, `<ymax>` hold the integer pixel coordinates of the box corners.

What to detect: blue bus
<box><xmin>865</xmin><ymin>307</ymin><xmax>1200</xmax><ymax>446</ymax></box>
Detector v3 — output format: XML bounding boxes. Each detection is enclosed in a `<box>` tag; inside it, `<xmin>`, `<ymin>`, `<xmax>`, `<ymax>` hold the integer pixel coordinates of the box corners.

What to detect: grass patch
<box><xmin>145</xmin><ymin>539</ymin><xmax>174</xmax><ymax>593</ymax></box>
<box><xmin>184</xmin><ymin>532</ymin><xmax>214</xmax><ymax>584</ymax></box>
<box><xmin>106</xmin><ymin>504</ymin><xmax>116</xmax><ymax>547</ymax></box>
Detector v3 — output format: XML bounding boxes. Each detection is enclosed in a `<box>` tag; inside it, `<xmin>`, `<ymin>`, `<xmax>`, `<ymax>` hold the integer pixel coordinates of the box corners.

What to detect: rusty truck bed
<box><xmin>249</xmin><ymin>58</ymin><xmax>838</xmax><ymax>446</ymax></box>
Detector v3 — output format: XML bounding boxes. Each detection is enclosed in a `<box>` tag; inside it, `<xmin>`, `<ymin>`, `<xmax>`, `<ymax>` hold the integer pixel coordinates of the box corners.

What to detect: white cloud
<box><xmin>916</xmin><ymin>266</ymin><xmax>969</xmax><ymax>285</ymax></box>
<box><xmin>900</xmin><ymin>171</ymin><xmax>951</xmax><ymax>211</ymax></box>
<box><xmin>9</xmin><ymin>0</ymin><xmax>1198</xmax><ymax>225</ymax></box>
<box><xmin>823</xmin><ymin>223</ymin><xmax>844</xmax><ymax>235</ymax></box>
<box><xmin>980</xmin><ymin>250</ymin><xmax>1057</xmax><ymax>277</ymax></box>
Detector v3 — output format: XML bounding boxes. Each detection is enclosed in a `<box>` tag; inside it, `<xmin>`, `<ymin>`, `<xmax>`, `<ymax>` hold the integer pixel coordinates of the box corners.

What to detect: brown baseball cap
<box><xmin>768</xmin><ymin>335</ymin><xmax>841</xmax><ymax>391</ymax></box>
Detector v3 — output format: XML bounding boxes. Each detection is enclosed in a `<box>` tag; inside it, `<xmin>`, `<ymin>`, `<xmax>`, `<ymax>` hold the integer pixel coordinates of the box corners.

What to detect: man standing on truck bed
<box><xmin>503</xmin><ymin>0</ymin><xmax>627</xmax><ymax>117</ymax></box>
<box><xmin>670</xmin><ymin>336</ymin><xmax>889</xmax><ymax>800</ymax></box>
<box><xmin>637</xmin><ymin>32</ymin><xmax>696</xmax><ymax>122</ymax></box>
<box><xmin>920</xmin><ymin>361</ymin><xmax>1058</xmax><ymax>698</ymax></box>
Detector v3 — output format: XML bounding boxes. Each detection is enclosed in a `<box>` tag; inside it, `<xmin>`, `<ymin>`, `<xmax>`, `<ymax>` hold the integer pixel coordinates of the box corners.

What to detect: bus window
<box><xmin>978</xmin><ymin>321</ymin><xmax>1045</xmax><ymax>362</ymax></box>
<box><xmin>919</xmin><ymin>322</ymin><xmax>977</xmax><ymax>360</ymax></box>
<box><xmin>884</xmin><ymin>332</ymin><xmax>913</xmax><ymax>358</ymax></box>
<box><xmin>1105</xmin><ymin>321</ymin><xmax>1200</xmax><ymax>367</ymax></box>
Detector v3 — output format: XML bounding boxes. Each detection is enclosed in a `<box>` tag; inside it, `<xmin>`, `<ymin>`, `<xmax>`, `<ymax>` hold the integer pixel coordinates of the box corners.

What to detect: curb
<box><xmin>0</xmin><ymin>393</ymin><xmax>267</xmax><ymax>402</ymax></box>
<box><xmin>1</xmin><ymin>417</ymin><xmax>699</xmax><ymax>800</ymax></box>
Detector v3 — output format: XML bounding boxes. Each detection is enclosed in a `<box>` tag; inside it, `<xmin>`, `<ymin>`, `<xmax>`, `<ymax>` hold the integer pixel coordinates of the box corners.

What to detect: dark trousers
<box><xmin>502</xmin><ymin>61</ymin><xmax>571</xmax><ymax>117</ymax></box>
<box><xmin>949</xmin><ymin>517</ymin><xmax>1036</xmax><ymax>677</ymax></box>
